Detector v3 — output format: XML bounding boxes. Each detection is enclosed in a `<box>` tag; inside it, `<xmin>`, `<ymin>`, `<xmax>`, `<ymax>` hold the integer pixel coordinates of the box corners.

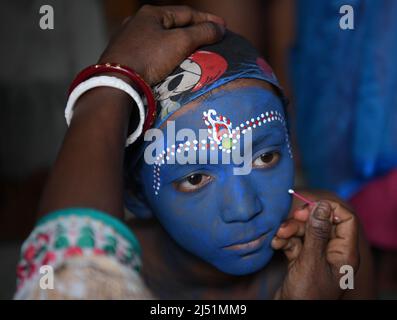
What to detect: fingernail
<box><xmin>313</xmin><ymin>201</ymin><xmax>332</xmax><ymax>220</ymax></box>
<box><xmin>210</xmin><ymin>15</ymin><xmax>226</xmax><ymax>26</ymax></box>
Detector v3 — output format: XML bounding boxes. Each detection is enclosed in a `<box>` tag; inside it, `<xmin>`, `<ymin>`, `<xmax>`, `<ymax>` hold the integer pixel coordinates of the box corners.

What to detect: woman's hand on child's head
<box><xmin>99</xmin><ymin>5</ymin><xmax>226</xmax><ymax>85</ymax></box>
<box><xmin>272</xmin><ymin>200</ymin><xmax>360</xmax><ymax>299</ymax></box>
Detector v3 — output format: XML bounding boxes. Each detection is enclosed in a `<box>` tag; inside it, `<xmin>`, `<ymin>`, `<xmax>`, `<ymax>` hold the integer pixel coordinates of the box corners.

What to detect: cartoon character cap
<box><xmin>152</xmin><ymin>30</ymin><xmax>287</xmax><ymax>128</ymax></box>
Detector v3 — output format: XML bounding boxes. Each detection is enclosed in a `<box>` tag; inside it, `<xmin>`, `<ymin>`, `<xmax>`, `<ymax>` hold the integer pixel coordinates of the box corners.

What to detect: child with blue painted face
<box><xmin>33</xmin><ymin>5</ymin><xmax>373</xmax><ymax>299</ymax></box>
<box><xmin>126</xmin><ymin>33</ymin><xmax>294</xmax><ymax>275</ymax></box>
<box><xmin>125</xmin><ymin>32</ymin><xmax>374</xmax><ymax>298</ymax></box>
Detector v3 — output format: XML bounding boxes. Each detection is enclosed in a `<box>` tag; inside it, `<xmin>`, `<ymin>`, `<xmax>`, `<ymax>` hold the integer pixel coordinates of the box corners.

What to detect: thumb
<box><xmin>302</xmin><ymin>201</ymin><xmax>333</xmax><ymax>256</ymax></box>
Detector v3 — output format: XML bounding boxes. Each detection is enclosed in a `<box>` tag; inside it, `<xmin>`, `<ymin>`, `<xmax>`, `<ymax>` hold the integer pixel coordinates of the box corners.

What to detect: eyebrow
<box><xmin>251</xmin><ymin>123</ymin><xmax>285</xmax><ymax>149</ymax></box>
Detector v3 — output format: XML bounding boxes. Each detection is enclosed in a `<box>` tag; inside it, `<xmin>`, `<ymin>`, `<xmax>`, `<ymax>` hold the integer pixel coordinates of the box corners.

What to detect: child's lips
<box><xmin>223</xmin><ymin>231</ymin><xmax>270</xmax><ymax>253</ymax></box>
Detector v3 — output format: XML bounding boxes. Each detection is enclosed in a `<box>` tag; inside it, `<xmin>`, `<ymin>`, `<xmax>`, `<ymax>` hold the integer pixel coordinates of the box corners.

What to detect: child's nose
<box><xmin>220</xmin><ymin>175</ymin><xmax>263</xmax><ymax>223</ymax></box>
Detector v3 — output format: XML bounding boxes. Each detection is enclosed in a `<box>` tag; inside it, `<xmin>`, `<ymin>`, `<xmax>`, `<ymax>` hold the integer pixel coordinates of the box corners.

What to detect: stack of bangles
<box><xmin>65</xmin><ymin>63</ymin><xmax>156</xmax><ymax>146</ymax></box>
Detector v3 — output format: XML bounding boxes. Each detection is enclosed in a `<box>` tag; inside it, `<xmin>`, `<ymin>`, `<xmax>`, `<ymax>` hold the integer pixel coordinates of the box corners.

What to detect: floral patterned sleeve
<box><xmin>14</xmin><ymin>208</ymin><xmax>153</xmax><ymax>299</ymax></box>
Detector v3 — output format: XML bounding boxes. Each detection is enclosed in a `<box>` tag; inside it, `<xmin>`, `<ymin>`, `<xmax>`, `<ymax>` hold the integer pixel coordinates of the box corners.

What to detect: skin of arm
<box><xmin>38</xmin><ymin>86</ymin><xmax>132</xmax><ymax>219</ymax></box>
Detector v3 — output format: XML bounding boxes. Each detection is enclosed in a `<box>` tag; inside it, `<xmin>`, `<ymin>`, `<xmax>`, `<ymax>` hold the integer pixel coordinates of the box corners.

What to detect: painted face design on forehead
<box><xmin>138</xmin><ymin>86</ymin><xmax>294</xmax><ymax>275</ymax></box>
<box><xmin>151</xmin><ymin>101</ymin><xmax>292</xmax><ymax>195</ymax></box>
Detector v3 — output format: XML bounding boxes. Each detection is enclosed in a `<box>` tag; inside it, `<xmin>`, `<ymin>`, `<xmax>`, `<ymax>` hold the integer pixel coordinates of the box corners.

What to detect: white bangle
<box><xmin>65</xmin><ymin>76</ymin><xmax>145</xmax><ymax>146</ymax></box>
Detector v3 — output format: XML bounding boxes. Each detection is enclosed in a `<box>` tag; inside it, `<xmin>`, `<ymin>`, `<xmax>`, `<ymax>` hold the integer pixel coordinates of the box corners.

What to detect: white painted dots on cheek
<box><xmin>152</xmin><ymin>109</ymin><xmax>292</xmax><ymax>195</ymax></box>
<box><xmin>153</xmin><ymin>164</ymin><xmax>161</xmax><ymax>195</ymax></box>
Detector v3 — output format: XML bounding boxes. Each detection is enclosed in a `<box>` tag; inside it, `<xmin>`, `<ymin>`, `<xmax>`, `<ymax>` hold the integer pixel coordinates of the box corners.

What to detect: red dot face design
<box><xmin>154</xmin><ymin>51</ymin><xmax>228</xmax><ymax>120</ymax></box>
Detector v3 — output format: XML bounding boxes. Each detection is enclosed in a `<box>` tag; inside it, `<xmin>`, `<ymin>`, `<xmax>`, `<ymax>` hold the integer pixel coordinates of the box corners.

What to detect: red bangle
<box><xmin>69</xmin><ymin>63</ymin><xmax>156</xmax><ymax>133</ymax></box>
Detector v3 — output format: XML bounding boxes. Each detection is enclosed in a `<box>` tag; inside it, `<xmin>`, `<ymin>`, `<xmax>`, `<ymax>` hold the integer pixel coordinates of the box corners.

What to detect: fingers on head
<box><xmin>155</xmin><ymin>5</ymin><xmax>224</xmax><ymax>29</ymax></box>
<box><xmin>174</xmin><ymin>22</ymin><xmax>225</xmax><ymax>51</ymax></box>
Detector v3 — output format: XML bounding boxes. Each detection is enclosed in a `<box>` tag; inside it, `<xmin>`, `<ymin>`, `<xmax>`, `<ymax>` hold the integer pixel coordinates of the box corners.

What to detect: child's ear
<box><xmin>124</xmin><ymin>188</ymin><xmax>153</xmax><ymax>219</ymax></box>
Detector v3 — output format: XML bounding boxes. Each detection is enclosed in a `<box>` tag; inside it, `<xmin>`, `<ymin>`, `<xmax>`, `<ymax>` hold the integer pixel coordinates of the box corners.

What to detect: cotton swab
<box><xmin>288</xmin><ymin>189</ymin><xmax>342</xmax><ymax>223</ymax></box>
<box><xmin>288</xmin><ymin>189</ymin><xmax>315</xmax><ymax>206</ymax></box>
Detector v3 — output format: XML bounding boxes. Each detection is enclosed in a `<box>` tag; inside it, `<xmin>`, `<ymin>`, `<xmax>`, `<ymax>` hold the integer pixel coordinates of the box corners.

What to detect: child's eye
<box><xmin>174</xmin><ymin>174</ymin><xmax>212</xmax><ymax>192</ymax></box>
<box><xmin>252</xmin><ymin>151</ymin><xmax>280</xmax><ymax>169</ymax></box>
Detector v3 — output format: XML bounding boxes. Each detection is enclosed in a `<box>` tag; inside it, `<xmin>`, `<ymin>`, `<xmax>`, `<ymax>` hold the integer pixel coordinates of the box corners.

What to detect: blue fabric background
<box><xmin>292</xmin><ymin>0</ymin><xmax>397</xmax><ymax>198</ymax></box>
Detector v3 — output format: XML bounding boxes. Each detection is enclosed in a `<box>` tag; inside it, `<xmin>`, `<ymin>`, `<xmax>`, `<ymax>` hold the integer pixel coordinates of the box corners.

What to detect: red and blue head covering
<box><xmin>126</xmin><ymin>30</ymin><xmax>287</xmax><ymax>162</ymax></box>
<box><xmin>152</xmin><ymin>31</ymin><xmax>287</xmax><ymax>128</ymax></box>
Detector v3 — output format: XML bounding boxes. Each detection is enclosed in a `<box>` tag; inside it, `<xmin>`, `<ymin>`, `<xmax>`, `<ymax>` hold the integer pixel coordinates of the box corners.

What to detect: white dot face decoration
<box><xmin>152</xmin><ymin>109</ymin><xmax>292</xmax><ymax>195</ymax></box>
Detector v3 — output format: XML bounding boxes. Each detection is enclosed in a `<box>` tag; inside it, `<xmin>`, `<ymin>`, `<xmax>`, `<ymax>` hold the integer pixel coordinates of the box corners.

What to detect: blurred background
<box><xmin>1</xmin><ymin>0</ymin><xmax>396</xmax><ymax>299</ymax></box>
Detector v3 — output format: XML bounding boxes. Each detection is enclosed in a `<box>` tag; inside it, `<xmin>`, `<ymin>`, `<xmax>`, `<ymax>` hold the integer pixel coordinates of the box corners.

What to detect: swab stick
<box><xmin>288</xmin><ymin>189</ymin><xmax>315</xmax><ymax>206</ymax></box>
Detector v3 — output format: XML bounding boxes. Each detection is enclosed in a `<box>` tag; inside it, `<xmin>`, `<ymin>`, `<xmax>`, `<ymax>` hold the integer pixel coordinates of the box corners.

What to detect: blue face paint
<box><xmin>137</xmin><ymin>85</ymin><xmax>294</xmax><ymax>275</ymax></box>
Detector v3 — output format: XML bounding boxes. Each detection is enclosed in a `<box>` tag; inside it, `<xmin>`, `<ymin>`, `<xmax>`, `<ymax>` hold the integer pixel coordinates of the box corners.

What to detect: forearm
<box><xmin>38</xmin><ymin>86</ymin><xmax>132</xmax><ymax>219</ymax></box>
